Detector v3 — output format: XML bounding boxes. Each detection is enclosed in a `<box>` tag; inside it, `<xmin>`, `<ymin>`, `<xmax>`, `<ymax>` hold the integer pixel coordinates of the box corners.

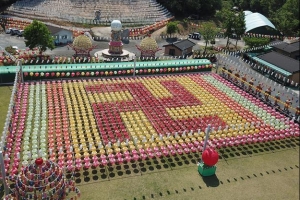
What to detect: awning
<box><xmin>252</xmin><ymin>57</ymin><xmax>292</xmax><ymax>76</ymax></box>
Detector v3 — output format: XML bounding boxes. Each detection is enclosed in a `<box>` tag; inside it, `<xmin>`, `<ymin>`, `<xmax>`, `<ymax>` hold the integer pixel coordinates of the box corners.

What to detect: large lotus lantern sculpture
<box><xmin>4</xmin><ymin>158</ymin><xmax>80</xmax><ymax>200</ymax></box>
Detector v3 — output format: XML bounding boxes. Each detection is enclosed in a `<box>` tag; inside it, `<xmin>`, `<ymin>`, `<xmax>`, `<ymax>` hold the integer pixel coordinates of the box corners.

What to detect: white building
<box><xmin>47</xmin><ymin>25</ymin><xmax>73</xmax><ymax>45</ymax></box>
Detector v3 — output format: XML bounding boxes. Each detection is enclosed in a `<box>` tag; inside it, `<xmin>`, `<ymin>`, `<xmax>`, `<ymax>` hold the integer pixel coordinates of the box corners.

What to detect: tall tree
<box><xmin>23</xmin><ymin>20</ymin><xmax>54</xmax><ymax>54</ymax></box>
<box><xmin>216</xmin><ymin>9</ymin><xmax>246</xmax><ymax>49</ymax></box>
<box><xmin>199</xmin><ymin>22</ymin><xmax>217</xmax><ymax>54</ymax></box>
<box><xmin>233</xmin><ymin>11</ymin><xmax>246</xmax><ymax>49</ymax></box>
<box><xmin>166</xmin><ymin>21</ymin><xmax>178</xmax><ymax>37</ymax></box>
<box><xmin>216</xmin><ymin>9</ymin><xmax>236</xmax><ymax>48</ymax></box>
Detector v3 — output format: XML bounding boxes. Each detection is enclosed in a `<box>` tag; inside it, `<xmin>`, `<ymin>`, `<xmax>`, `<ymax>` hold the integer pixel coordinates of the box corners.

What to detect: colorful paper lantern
<box><xmin>202</xmin><ymin>148</ymin><xmax>219</xmax><ymax>166</ymax></box>
<box><xmin>35</xmin><ymin>157</ymin><xmax>43</xmax><ymax>165</ymax></box>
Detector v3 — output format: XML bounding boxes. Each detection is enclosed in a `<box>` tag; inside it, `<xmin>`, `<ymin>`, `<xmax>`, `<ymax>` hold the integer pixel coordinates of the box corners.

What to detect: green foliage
<box><xmin>199</xmin><ymin>22</ymin><xmax>218</xmax><ymax>53</ymax></box>
<box><xmin>23</xmin><ymin>20</ymin><xmax>55</xmax><ymax>53</ymax></box>
<box><xmin>166</xmin><ymin>21</ymin><xmax>178</xmax><ymax>37</ymax></box>
<box><xmin>235</xmin><ymin>0</ymin><xmax>286</xmax><ymax>18</ymax></box>
<box><xmin>243</xmin><ymin>37</ymin><xmax>270</xmax><ymax>48</ymax></box>
<box><xmin>157</xmin><ymin>0</ymin><xmax>222</xmax><ymax>18</ymax></box>
<box><xmin>233</xmin><ymin>11</ymin><xmax>246</xmax><ymax>47</ymax></box>
<box><xmin>271</xmin><ymin>0</ymin><xmax>299</xmax><ymax>36</ymax></box>
<box><xmin>216</xmin><ymin>9</ymin><xmax>244</xmax><ymax>48</ymax></box>
<box><xmin>182</xmin><ymin>18</ymin><xmax>189</xmax><ymax>28</ymax></box>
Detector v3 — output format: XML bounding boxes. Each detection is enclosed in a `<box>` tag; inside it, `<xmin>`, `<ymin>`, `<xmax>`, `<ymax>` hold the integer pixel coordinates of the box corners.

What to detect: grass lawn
<box><xmin>0</xmin><ymin>86</ymin><xmax>12</xmax><ymax>135</ymax></box>
<box><xmin>0</xmin><ymin>85</ymin><xmax>299</xmax><ymax>200</ymax></box>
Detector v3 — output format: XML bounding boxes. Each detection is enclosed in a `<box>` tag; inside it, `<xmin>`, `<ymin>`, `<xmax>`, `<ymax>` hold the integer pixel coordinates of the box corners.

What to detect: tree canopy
<box><xmin>216</xmin><ymin>9</ymin><xmax>246</xmax><ymax>48</ymax></box>
<box><xmin>166</xmin><ymin>21</ymin><xmax>178</xmax><ymax>37</ymax></box>
<box><xmin>199</xmin><ymin>22</ymin><xmax>218</xmax><ymax>54</ymax></box>
<box><xmin>157</xmin><ymin>0</ymin><xmax>222</xmax><ymax>18</ymax></box>
<box><xmin>23</xmin><ymin>20</ymin><xmax>55</xmax><ymax>54</ymax></box>
<box><xmin>243</xmin><ymin>37</ymin><xmax>270</xmax><ymax>48</ymax></box>
<box><xmin>270</xmin><ymin>0</ymin><xmax>299</xmax><ymax>36</ymax></box>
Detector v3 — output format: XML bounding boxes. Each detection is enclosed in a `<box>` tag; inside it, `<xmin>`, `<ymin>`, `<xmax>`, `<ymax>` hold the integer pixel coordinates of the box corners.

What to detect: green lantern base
<box><xmin>197</xmin><ymin>161</ymin><xmax>216</xmax><ymax>176</ymax></box>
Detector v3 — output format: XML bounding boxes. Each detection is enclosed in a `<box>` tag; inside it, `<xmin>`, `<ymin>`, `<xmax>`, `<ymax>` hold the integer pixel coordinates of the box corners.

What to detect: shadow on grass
<box><xmin>201</xmin><ymin>174</ymin><xmax>220</xmax><ymax>187</ymax></box>
<box><xmin>71</xmin><ymin>138</ymin><xmax>299</xmax><ymax>185</ymax></box>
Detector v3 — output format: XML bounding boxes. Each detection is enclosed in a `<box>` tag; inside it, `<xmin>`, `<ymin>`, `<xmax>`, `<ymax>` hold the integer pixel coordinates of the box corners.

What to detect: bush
<box><xmin>5</xmin><ymin>46</ymin><xmax>17</xmax><ymax>55</ymax></box>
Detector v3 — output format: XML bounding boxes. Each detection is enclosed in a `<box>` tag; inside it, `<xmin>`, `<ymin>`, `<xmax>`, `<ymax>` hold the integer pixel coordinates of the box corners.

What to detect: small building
<box><xmin>271</xmin><ymin>41</ymin><xmax>300</xmax><ymax>60</ymax></box>
<box><xmin>252</xmin><ymin>51</ymin><xmax>300</xmax><ymax>84</ymax></box>
<box><xmin>163</xmin><ymin>39</ymin><xmax>196</xmax><ymax>57</ymax></box>
<box><xmin>47</xmin><ymin>25</ymin><xmax>73</xmax><ymax>45</ymax></box>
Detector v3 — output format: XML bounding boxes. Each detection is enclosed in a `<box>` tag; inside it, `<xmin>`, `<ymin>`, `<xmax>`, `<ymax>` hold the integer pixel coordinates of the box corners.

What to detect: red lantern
<box><xmin>86</xmin><ymin>72</ymin><xmax>90</xmax><ymax>76</ymax></box>
<box><xmin>45</xmin><ymin>72</ymin><xmax>50</xmax><ymax>77</ymax></box>
<box><xmin>35</xmin><ymin>72</ymin><xmax>39</xmax><ymax>77</ymax></box>
<box><xmin>24</xmin><ymin>72</ymin><xmax>28</xmax><ymax>77</ymax></box>
<box><xmin>35</xmin><ymin>157</ymin><xmax>43</xmax><ymax>166</ymax></box>
<box><xmin>71</xmin><ymin>72</ymin><xmax>75</xmax><ymax>77</ymax></box>
<box><xmin>51</xmin><ymin>72</ymin><xmax>55</xmax><ymax>77</ymax></box>
<box><xmin>202</xmin><ymin>148</ymin><xmax>219</xmax><ymax>166</ymax></box>
<box><xmin>61</xmin><ymin>72</ymin><xmax>65</xmax><ymax>77</ymax></box>
<box><xmin>95</xmin><ymin>71</ymin><xmax>99</xmax><ymax>76</ymax></box>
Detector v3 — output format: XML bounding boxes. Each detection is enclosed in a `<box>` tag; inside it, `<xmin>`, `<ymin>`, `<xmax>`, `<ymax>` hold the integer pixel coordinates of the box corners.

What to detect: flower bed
<box><xmin>2</xmin><ymin>73</ymin><xmax>299</xmax><ymax>176</ymax></box>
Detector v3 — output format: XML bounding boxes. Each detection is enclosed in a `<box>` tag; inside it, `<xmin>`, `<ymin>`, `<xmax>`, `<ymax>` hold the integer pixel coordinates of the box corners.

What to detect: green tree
<box><xmin>271</xmin><ymin>0</ymin><xmax>299</xmax><ymax>36</ymax></box>
<box><xmin>166</xmin><ymin>21</ymin><xmax>178</xmax><ymax>37</ymax></box>
<box><xmin>157</xmin><ymin>0</ymin><xmax>222</xmax><ymax>18</ymax></box>
<box><xmin>23</xmin><ymin>20</ymin><xmax>54</xmax><ymax>54</ymax></box>
<box><xmin>216</xmin><ymin>9</ymin><xmax>236</xmax><ymax>48</ymax></box>
<box><xmin>216</xmin><ymin>9</ymin><xmax>246</xmax><ymax>49</ymax></box>
<box><xmin>199</xmin><ymin>22</ymin><xmax>218</xmax><ymax>54</ymax></box>
<box><xmin>243</xmin><ymin>37</ymin><xmax>270</xmax><ymax>48</ymax></box>
<box><xmin>233</xmin><ymin>11</ymin><xmax>246</xmax><ymax>49</ymax></box>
